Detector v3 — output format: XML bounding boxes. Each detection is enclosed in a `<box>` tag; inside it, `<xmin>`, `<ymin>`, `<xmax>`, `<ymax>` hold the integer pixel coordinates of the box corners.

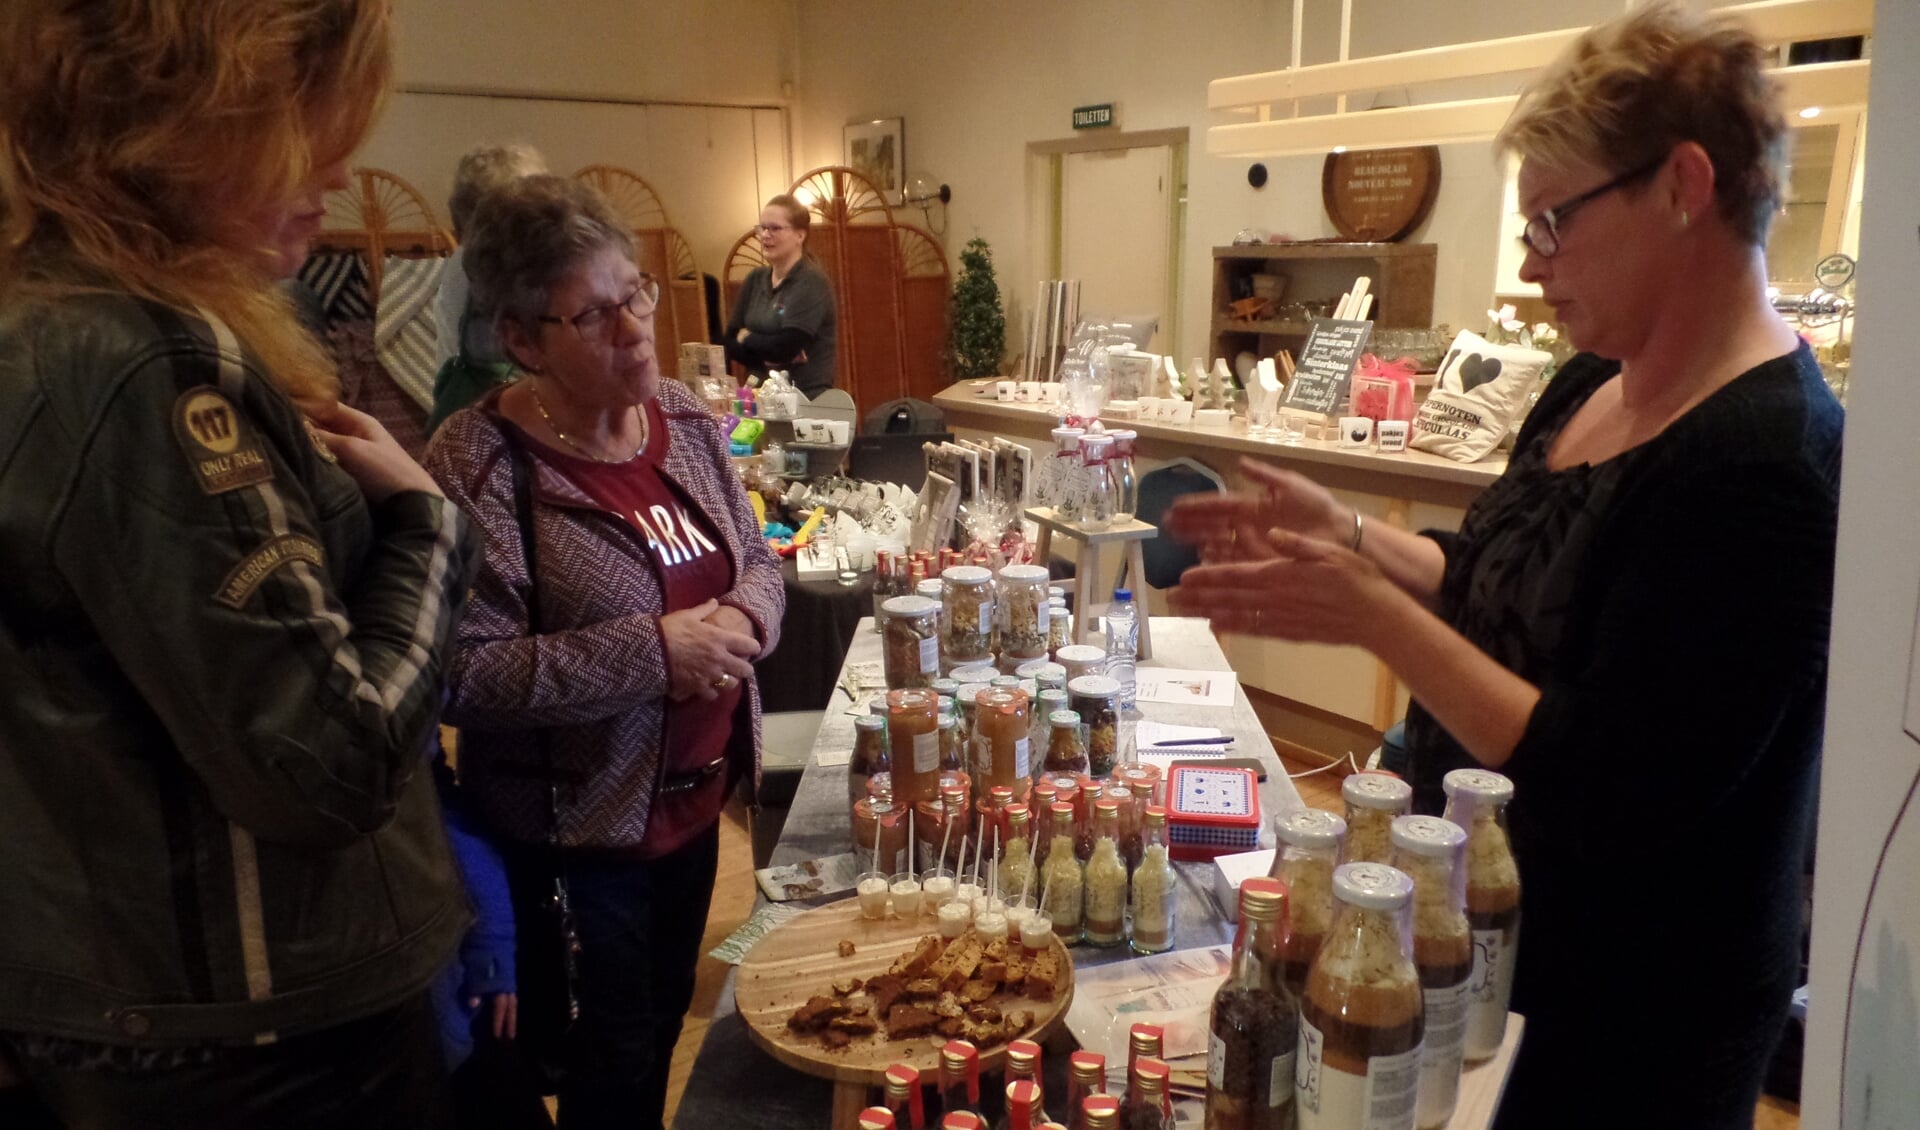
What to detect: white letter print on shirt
<box><xmin>631</xmin><ymin>504</ymin><xmax>719</xmax><ymax>567</ymax></box>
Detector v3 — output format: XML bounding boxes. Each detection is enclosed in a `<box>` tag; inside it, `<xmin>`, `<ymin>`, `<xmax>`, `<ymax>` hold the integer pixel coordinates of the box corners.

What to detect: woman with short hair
<box><xmin>725</xmin><ymin>193</ymin><xmax>838</xmax><ymax>397</ymax></box>
<box><xmin>427</xmin><ymin>174</ymin><xmax>784</xmax><ymax>1130</ymax></box>
<box><xmin>1171</xmin><ymin>5</ymin><xmax>1838</xmax><ymax>1126</ymax></box>
<box><xmin>0</xmin><ymin>2</ymin><xmax>479</xmax><ymax>1125</ymax></box>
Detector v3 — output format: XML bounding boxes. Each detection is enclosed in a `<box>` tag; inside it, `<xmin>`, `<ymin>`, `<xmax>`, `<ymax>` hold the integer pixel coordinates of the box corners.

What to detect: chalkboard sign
<box><xmin>1281</xmin><ymin>318</ymin><xmax>1373</xmax><ymax>417</ymax></box>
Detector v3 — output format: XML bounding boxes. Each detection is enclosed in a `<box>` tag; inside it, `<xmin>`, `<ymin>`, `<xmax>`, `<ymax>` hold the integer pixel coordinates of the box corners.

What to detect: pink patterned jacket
<box><xmin>425</xmin><ymin>378</ymin><xmax>784</xmax><ymax>848</ymax></box>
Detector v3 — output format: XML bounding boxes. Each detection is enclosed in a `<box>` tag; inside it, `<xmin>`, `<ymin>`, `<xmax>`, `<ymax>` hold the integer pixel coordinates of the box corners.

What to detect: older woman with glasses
<box><xmin>724</xmin><ymin>193</ymin><xmax>838</xmax><ymax>397</ymax></box>
<box><xmin>426</xmin><ymin>175</ymin><xmax>783</xmax><ymax>1130</ymax></box>
<box><xmin>1170</xmin><ymin>5</ymin><xmax>1838</xmax><ymax>1127</ymax></box>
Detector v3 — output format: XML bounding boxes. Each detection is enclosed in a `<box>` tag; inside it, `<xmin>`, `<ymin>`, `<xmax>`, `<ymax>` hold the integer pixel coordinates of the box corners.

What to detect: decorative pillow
<box><xmin>1410</xmin><ymin>329</ymin><xmax>1553</xmax><ymax>462</ymax></box>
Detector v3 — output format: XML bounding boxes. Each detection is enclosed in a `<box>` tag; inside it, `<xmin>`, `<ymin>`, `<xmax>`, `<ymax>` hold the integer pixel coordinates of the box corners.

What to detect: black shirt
<box><xmin>724</xmin><ymin>257</ymin><xmax>837</xmax><ymax>397</ymax></box>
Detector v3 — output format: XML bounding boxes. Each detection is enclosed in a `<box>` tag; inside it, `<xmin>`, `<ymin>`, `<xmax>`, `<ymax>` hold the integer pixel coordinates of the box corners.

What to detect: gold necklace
<box><xmin>529</xmin><ymin>382</ymin><xmax>647</xmax><ymax>464</ymax></box>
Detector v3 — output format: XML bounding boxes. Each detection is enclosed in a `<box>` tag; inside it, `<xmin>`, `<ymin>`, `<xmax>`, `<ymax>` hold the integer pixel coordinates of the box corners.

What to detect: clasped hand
<box><xmin>661</xmin><ymin>599</ymin><xmax>759</xmax><ymax>702</ymax></box>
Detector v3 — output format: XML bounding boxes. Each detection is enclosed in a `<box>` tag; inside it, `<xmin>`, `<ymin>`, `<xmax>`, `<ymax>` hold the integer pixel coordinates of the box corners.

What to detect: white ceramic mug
<box><xmin>1339</xmin><ymin>416</ymin><xmax>1374</xmax><ymax>448</ymax></box>
<box><xmin>995</xmin><ymin>380</ymin><xmax>1016</xmax><ymax>402</ymax></box>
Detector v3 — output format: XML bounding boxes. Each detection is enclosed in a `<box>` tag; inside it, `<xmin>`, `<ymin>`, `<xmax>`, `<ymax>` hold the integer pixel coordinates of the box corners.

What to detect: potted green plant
<box><xmin>950</xmin><ymin>237</ymin><xmax>1006</xmax><ymax>381</ymax></box>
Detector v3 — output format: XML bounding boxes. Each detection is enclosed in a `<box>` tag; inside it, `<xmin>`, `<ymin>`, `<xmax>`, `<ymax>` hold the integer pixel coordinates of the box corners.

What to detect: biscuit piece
<box><xmin>823</xmin><ymin>1027</ymin><xmax>853</xmax><ymax>1049</ymax></box>
<box><xmin>830</xmin><ymin>1014</ymin><xmax>879</xmax><ymax>1037</ymax></box>
<box><xmin>1005</xmin><ymin>1008</ymin><xmax>1036</xmax><ymax>1033</ymax></box>
<box><xmin>1024</xmin><ymin>949</ymin><xmax>1060</xmax><ymax>1002</ymax></box>
<box><xmin>888</xmin><ymin>935</ymin><xmax>945</xmax><ymax>979</ymax></box>
<box><xmin>837</xmin><ymin>940</ymin><xmax>857</xmax><ymax>958</ymax></box>
<box><xmin>965</xmin><ymin>1019</ymin><xmax>1010</xmax><ymax>1049</ymax></box>
<box><xmin>983</xmin><ymin>938</ymin><xmax>1010</xmax><ymax>962</ymax></box>
<box><xmin>959</xmin><ymin>980</ymin><xmax>997</xmax><ymax>1005</ymax></box>
<box><xmin>885</xmin><ymin>1004</ymin><xmax>940</xmax><ymax>1040</ymax></box>
<box><xmin>931</xmin><ymin>932</ymin><xmax>985</xmax><ymax>993</ymax></box>
<box><xmin>904</xmin><ymin>978</ymin><xmax>942</xmax><ymax>1000</ymax></box>
<box><xmin>977</xmin><ymin>961</ymin><xmax>1007</xmax><ymax>986</ymax></box>
<box><xmin>935</xmin><ymin>1016</ymin><xmax>968</xmax><ymax>1038</ymax></box>
<box><xmin>831</xmin><ymin>977</ymin><xmax>862</xmax><ymax>997</ymax></box>
<box><xmin>933</xmin><ymin>992</ymin><xmax>966</xmax><ymax>1020</ymax></box>
<box><xmin>787</xmin><ymin>995</ymin><xmax>847</xmax><ymax>1032</ymax></box>
<box><xmin>965</xmin><ymin>1005</ymin><xmax>1002</xmax><ymax>1026</ymax></box>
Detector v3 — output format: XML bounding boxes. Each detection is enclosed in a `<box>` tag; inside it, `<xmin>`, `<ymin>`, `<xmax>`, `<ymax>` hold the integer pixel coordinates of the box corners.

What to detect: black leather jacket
<box><xmin>0</xmin><ymin>291</ymin><xmax>480</xmax><ymax>1046</ymax></box>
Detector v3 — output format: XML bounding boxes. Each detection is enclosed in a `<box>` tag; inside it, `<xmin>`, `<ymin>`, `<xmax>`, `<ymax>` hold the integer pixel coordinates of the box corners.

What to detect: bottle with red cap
<box><xmin>993</xmin><ymin>1039</ymin><xmax>1051</xmax><ymax>1130</ymax></box>
<box><xmin>1121</xmin><ymin>1057</ymin><xmax>1176</xmax><ymax>1130</ymax></box>
<box><xmin>881</xmin><ymin>1062</ymin><xmax>928</xmax><ymax>1129</ymax></box>
<box><xmin>1066</xmin><ymin>1050</ymin><xmax>1106</xmax><ymax>1130</ymax></box>
<box><xmin>1126</xmin><ymin>1021</ymin><xmax>1164</xmax><ymax>1082</ymax></box>
<box><xmin>1000</xmin><ymin>1079</ymin><xmax>1046</xmax><ymax>1130</ymax></box>
<box><xmin>943</xmin><ymin>1114</ymin><xmax>988</xmax><ymax>1130</ymax></box>
<box><xmin>860</xmin><ymin>1110</ymin><xmax>898</xmax><ymax>1130</ymax></box>
<box><xmin>937</xmin><ymin>1040</ymin><xmax>984</xmax><ymax>1120</ymax></box>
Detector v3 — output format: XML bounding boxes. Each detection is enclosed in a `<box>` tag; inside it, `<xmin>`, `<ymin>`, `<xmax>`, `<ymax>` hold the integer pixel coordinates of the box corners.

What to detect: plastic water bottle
<box><xmin>1105</xmin><ymin>588</ymin><xmax>1138</xmax><ymax>714</ymax></box>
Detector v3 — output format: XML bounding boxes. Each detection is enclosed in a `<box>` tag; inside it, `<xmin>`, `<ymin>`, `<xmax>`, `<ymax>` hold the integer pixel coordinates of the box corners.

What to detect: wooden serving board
<box><xmin>735</xmin><ymin>896</ymin><xmax>1075</xmax><ymax>1086</ymax></box>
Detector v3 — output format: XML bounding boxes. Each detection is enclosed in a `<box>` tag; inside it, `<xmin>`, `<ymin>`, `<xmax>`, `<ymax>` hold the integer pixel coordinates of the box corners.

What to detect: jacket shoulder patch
<box><xmin>214</xmin><ymin>534</ymin><xmax>324</xmax><ymax>610</ymax></box>
<box><xmin>172</xmin><ymin>386</ymin><xmax>274</xmax><ymax>495</ymax></box>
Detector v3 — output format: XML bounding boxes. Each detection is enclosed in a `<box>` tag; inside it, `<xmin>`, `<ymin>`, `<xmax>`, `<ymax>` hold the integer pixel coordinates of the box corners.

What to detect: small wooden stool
<box><xmin>1025</xmin><ymin>506</ymin><xmax>1156</xmax><ymax>661</ymax></box>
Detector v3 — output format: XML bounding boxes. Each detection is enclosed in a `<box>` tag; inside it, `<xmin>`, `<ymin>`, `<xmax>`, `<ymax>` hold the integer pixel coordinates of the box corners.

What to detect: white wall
<box><xmin>1804</xmin><ymin>0</ymin><xmax>1920</xmax><ymax>1124</ymax></box>
<box><xmin>791</xmin><ymin>0</ymin><xmax>1676</xmax><ymax>365</ymax></box>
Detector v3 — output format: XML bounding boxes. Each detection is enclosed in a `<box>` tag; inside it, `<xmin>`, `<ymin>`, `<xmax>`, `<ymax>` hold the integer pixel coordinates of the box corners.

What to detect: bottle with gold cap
<box><xmin>998</xmin><ymin>803</ymin><xmax>1034</xmax><ymax>903</ymax></box>
<box><xmin>1083</xmin><ymin>798</ymin><xmax>1129</xmax><ymax>947</ymax></box>
<box><xmin>1126</xmin><ymin>1022</ymin><xmax>1164</xmax><ymax>1084</ymax></box>
<box><xmin>937</xmin><ymin>1040</ymin><xmax>984</xmax><ymax>1121</ymax></box>
<box><xmin>943</xmin><ymin>1114</ymin><xmax>988</xmax><ymax>1130</ymax></box>
<box><xmin>1039</xmin><ymin>801</ymin><xmax>1084</xmax><ymax>943</ymax></box>
<box><xmin>1066</xmin><ymin>1051</ymin><xmax>1106</xmax><ymax>1130</ymax></box>
<box><xmin>1205</xmin><ymin>877</ymin><xmax>1299</xmax><ymax>1130</ymax></box>
<box><xmin>1080</xmin><ymin>1095</ymin><xmax>1121</xmax><ymax>1130</ymax></box>
<box><xmin>1130</xmin><ymin>806</ymin><xmax>1178</xmax><ymax>954</ymax></box>
<box><xmin>860</xmin><ymin>1109</ymin><xmax>898</xmax><ymax>1130</ymax></box>
<box><xmin>1122</xmin><ymin>1058</ymin><xmax>1176</xmax><ymax>1130</ymax></box>
<box><xmin>999</xmin><ymin>1079</ymin><xmax>1047</xmax><ymax>1130</ymax></box>
<box><xmin>993</xmin><ymin>1039</ymin><xmax>1051</xmax><ymax>1130</ymax></box>
<box><xmin>881</xmin><ymin>1062</ymin><xmax>927</xmax><ymax>1130</ymax></box>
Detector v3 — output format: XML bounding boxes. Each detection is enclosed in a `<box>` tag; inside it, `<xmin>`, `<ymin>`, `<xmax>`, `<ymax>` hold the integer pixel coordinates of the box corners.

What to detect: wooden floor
<box><xmin>660</xmin><ymin>756</ymin><xmax>1802</xmax><ymax>1130</ymax></box>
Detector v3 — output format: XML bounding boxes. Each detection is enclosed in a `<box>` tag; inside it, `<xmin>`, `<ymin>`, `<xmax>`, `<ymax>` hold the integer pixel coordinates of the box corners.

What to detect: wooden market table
<box><xmin>673</xmin><ymin>617</ymin><xmax>1519</xmax><ymax>1129</ymax></box>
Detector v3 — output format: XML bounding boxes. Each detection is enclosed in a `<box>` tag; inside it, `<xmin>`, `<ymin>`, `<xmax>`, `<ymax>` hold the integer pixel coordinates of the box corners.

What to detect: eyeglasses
<box><xmin>1519</xmin><ymin>157</ymin><xmax>1666</xmax><ymax>258</ymax></box>
<box><xmin>538</xmin><ymin>275</ymin><xmax>660</xmax><ymax>341</ymax></box>
<box><xmin>755</xmin><ymin>223</ymin><xmax>793</xmax><ymax>235</ymax></box>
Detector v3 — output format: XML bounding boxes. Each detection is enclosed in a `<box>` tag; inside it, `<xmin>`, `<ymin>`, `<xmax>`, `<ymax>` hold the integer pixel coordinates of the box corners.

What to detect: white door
<box><xmin>1060</xmin><ymin>145</ymin><xmax>1173</xmax><ymax>354</ymax></box>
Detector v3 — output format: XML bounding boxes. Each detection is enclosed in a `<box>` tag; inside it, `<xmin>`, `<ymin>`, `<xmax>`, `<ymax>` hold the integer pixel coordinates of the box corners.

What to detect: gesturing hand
<box><xmin>1166</xmin><ymin>459</ymin><xmax>1350</xmax><ymax>564</ymax></box>
<box><xmin>1168</xmin><ymin>528</ymin><xmax>1402</xmax><ymax>650</ymax></box>
<box><xmin>306</xmin><ymin>401</ymin><xmax>442</xmax><ymax>503</ymax></box>
<box><xmin>661</xmin><ymin>599</ymin><xmax>759</xmax><ymax>702</ymax></box>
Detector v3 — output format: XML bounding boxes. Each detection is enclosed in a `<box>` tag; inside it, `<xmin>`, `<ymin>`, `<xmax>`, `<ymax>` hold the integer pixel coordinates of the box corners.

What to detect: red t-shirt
<box><xmin>520</xmin><ymin>400</ymin><xmax>743</xmax><ymax>854</ymax></box>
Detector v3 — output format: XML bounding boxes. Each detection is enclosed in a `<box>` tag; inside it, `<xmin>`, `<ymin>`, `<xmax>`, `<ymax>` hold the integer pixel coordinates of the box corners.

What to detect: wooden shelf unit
<box><xmin>1209</xmin><ymin>242</ymin><xmax>1436</xmax><ymax>364</ymax></box>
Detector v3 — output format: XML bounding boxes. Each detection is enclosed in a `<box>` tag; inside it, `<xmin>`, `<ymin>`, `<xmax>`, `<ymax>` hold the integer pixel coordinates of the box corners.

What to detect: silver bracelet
<box><xmin>1350</xmin><ymin>509</ymin><xmax>1365</xmax><ymax>553</ymax></box>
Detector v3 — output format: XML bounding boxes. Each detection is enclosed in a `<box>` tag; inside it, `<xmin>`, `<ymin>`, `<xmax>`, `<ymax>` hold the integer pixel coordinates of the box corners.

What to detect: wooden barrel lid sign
<box><xmin>1322</xmin><ymin>146</ymin><xmax>1441</xmax><ymax>242</ymax></box>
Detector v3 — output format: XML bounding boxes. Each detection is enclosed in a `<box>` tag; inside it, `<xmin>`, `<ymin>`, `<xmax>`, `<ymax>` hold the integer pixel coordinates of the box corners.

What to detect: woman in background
<box><xmin>724</xmin><ymin>194</ymin><xmax>838</xmax><ymax>397</ymax></box>
<box><xmin>0</xmin><ymin>2</ymin><xmax>479</xmax><ymax>1126</ymax></box>
<box><xmin>1170</xmin><ymin>5</ymin><xmax>1839</xmax><ymax>1127</ymax></box>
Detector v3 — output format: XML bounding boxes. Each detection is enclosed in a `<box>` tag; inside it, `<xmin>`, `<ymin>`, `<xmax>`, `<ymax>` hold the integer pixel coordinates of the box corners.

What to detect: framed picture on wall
<box><xmin>844</xmin><ymin>117</ymin><xmax>905</xmax><ymax>204</ymax></box>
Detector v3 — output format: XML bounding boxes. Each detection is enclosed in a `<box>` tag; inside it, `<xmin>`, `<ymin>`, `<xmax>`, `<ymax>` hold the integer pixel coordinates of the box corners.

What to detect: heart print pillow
<box><xmin>1410</xmin><ymin>329</ymin><xmax>1553</xmax><ymax>462</ymax></box>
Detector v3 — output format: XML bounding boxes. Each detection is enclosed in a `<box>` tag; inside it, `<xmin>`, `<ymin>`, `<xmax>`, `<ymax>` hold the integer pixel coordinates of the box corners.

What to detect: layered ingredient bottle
<box><xmin>1388</xmin><ymin>816</ymin><xmax>1472</xmax><ymax>1130</ymax></box>
<box><xmin>1269</xmin><ymin>809</ymin><xmax>1349</xmax><ymax>998</ymax></box>
<box><xmin>1441</xmin><ymin>769</ymin><xmax>1520</xmax><ymax>1063</ymax></box>
<box><xmin>1296</xmin><ymin>864</ymin><xmax>1424</xmax><ymax>1130</ymax></box>
<box><xmin>1339</xmin><ymin>774</ymin><xmax>1412</xmax><ymax>865</ymax></box>
<box><xmin>1129</xmin><ymin>806</ymin><xmax>1178</xmax><ymax>954</ymax></box>
<box><xmin>1082</xmin><ymin>798</ymin><xmax>1129</xmax><ymax>947</ymax></box>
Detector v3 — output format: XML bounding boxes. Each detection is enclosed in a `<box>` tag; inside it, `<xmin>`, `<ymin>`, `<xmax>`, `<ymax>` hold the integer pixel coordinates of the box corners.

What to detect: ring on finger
<box><xmin>712</xmin><ymin>674</ymin><xmax>736</xmax><ymax>689</ymax></box>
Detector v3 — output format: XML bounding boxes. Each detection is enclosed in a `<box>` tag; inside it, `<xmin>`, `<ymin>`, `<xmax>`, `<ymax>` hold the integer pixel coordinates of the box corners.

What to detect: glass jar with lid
<box><xmin>1031</xmin><ymin>690</ymin><xmax>1068</xmax><ymax>774</ymax></box>
<box><xmin>997</xmin><ymin>564</ymin><xmax>1053</xmax><ymax>660</ymax></box>
<box><xmin>1297</xmin><ymin>863</ymin><xmax>1424</xmax><ymax>1130</ymax></box>
<box><xmin>1077</xmin><ymin>434</ymin><xmax>1115</xmax><ymax>531</ymax></box>
<box><xmin>1054</xmin><ymin>644</ymin><xmax>1105</xmax><ymax>682</ymax></box>
<box><xmin>882</xmin><ymin>595</ymin><xmax>941</xmax><ymax>690</ymax></box>
<box><xmin>854</xmin><ymin>795</ymin><xmax>911</xmax><ymax>876</ymax></box>
<box><xmin>886</xmin><ymin>688</ymin><xmax>942</xmax><ymax>805</ymax></box>
<box><xmin>970</xmin><ymin>687</ymin><xmax>1033</xmax><ymax>803</ymax></box>
<box><xmin>1389</xmin><ymin>816</ymin><xmax>1472</xmax><ymax>1130</ymax></box>
<box><xmin>1047</xmin><ymin>597</ymin><xmax>1073</xmax><ymax>657</ymax></box>
<box><xmin>1043</xmin><ymin>710</ymin><xmax>1089</xmax><ymax>776</ymax></box>
<box><xmin>1269</xmin><ymin>809</ymin><xmax>1348</xmax><ymax>998</ymax></box>
<box><xmin>1046</xmin><ymin>426</ymin><xmax>1086</xmax><ymax>521</ymax></box>
<box><xmin>1441</xmin><ymin>768</ymin><xmax>1520</xmax><ymax>1063</ymax></box>
<box><xmin>941</xmin><ymin>565</ymin><xmax>996</xmax><ymax>664</ymax></box>
<box><xmin>1066</xmin><ymin>675</ymin><xmax>1121</xmax><ymax>777</ymax></box>
<box><xmin>1340</xmin><ymin>772</ymin><xmax>1413</xmax><ymax>865</ymax></box>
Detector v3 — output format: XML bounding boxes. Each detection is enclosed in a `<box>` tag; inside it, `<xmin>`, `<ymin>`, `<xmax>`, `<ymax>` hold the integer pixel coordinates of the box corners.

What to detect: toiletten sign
<box><xmin>1072</xmin><ymin>103</ymin><xmax>1115</xmax><ymax>130</ymax></box>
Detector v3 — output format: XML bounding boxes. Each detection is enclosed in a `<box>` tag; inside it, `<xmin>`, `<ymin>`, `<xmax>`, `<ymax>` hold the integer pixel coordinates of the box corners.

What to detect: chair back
<box><xmin>1133</xmin><ymin>457</ymin><xmax>1226</xmax><ymax>590</ymax></box>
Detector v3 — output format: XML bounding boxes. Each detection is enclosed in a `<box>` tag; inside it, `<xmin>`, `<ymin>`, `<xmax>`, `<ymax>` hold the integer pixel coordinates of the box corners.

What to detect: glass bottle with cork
<box><xmin>1129</xmin><ymin>806</ymin><xmax>1178</xmax><ymax>955</ymax></box>
<box><xmin>1296</xmin><ymin>863</ymin><xmax>1424</xmax><ymax>1130</ymax></box>
<box><xmin>1269</xmin><ymin>810</ymin><xmax>1348</xmax><ymax>999</ymax></box>
<box><xmin>1082</xmin><ymin>798</ymin><xmax>1129</xmax><ymax>947</ymax></box>
<box><xmin>1388</xmin><ymin>816</ymin><xmax>1472</xmax><ymax>1130</ymax></box>
<box><xmin>1205</xmin><ymin>876</ymin><xmax>1299</xmax><ymax>1130</ymax></box>
<box><xmin>1441</xmin><ymin>768</ymin><xmax>1520</xmax><ymax>1064</ymax></box>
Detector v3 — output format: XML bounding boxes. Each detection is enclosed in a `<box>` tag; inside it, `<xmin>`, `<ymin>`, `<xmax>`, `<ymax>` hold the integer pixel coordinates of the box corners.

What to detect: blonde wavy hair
<box><xmin>0</xmin><ymin>0</ymin><xmax>393</xmax><ymax>409</ymax></box>
<box><xmin>1496</xmin><ymin>0</ymin><xmax>1786</xmax><ymax>247</ymax></box>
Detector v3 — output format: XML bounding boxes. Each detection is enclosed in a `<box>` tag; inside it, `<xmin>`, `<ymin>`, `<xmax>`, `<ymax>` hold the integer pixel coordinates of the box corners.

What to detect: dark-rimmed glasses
<box><xmin>755</xmin><ymin>222</ymin><xmax>793</xmax><ymax>235</ymax></box>
<box><xmin>1519</xmin><ymin>157</ymin><xmax>1666</xmax><ymax>258</ymax></box>
<box><xmin>538</xmin><ymin>274</ymin><xmax>660</xmax><ymax>341</ymax></box>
